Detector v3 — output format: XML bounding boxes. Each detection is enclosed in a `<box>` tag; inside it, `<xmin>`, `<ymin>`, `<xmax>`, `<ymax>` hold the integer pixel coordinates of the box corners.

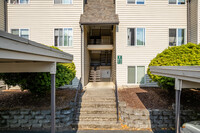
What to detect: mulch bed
<box><xmin>0</xmin><ymin>89</ymin><xmax>77</xmax><ymax>110</ymax></box>
<box><xmin>119</xmin><ymin>87</ymin><xmax>200</xmax><ymax>110</ymax></box>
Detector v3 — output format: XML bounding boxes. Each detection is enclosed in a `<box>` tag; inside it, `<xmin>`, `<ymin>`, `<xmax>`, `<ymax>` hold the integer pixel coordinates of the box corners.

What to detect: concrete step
<box><xmin>77</xmin><ymin>102</ymin><xmax>116</xmax><ymax>108</ymax></box>
<box><xmin>74</xmin><ymin>114</ymin><xmax>117</xmax><ymax>121</ymax></box>
<box><xmin>80</xmin><ymin>97</ymin><xmax>116</xmax><ymax>101</ymax></box>
<box><xmin>77</xmin><ymin>107</ymin><xmax>116</xmax><ymax>114</ymax></box>
<box><xmin>73</xmin><ymin>120</ymin><xmax>121</xmax><ymax>129</ymax></box>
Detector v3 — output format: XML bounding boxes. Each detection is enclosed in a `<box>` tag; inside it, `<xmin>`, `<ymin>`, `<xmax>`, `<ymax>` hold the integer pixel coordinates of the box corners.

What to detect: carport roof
<box><xmin>0</xmin><ymin>30</ymin><xmax>73</xmax><ymax>63</ymax></box>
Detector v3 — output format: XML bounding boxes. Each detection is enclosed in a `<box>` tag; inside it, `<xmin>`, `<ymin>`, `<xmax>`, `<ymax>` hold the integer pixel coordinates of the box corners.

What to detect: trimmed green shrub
<box><xmin>0</xmin><ymin>63</ymin><xmax>76</xmax><ymax>94</ymax></box>
<box><xmin>147</xmin><ymin>43</ymin><xmax>200</xmax><ymax>91</ymax></box>
<box><xmin>0</xmin><ymin>46</ymin><xmax>76</xmax><ymax>94</ymax></box>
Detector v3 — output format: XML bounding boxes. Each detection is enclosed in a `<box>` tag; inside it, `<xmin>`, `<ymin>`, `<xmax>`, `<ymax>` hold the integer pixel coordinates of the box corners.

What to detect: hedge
<box><xmin>147</xmin><ymin>43</ymin><xmax>200</xmax><ymax>91</ymax></box>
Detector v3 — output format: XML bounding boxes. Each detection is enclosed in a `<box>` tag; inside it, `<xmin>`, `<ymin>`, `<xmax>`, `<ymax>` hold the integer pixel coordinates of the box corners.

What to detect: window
<box><xmin>169</xmin><ymin>0</ymin><xmax>185</xmax><ymax>4</ymax></box>
<box><xmin>127</xmin><ymin>28</ymin><xmax>145</xmax><ymax>46</ymax></box>
<box><xmin>54</xmin><ymin>28</ymin><xmax>73</xmax><ymax>47</ymax></box>
<box><xmin>11</xmin><ymin>29</ymin><xmax>29</xmax><ymax>39</ymax></box>
<box><xmin>127</xmin><ymin>0</ymin><xmax>144</xmax><ymax>4</ymax></box>
<box><xmin>128</xmin><ymin>66</ymin><xmax>145</xmax><ymax>84</ymax></box>
<box><xmin>54</xmin><ymin>0</ymin><xmax>72</xmax><ymax>4</ymax></box>
<box><xmin>169</xmin><ymin>28</ymin><xmax>185</xmax><ymax>46</ymax></box>
<box><xmin>10</xmin><ymin>0</ymin><xmax>29</xmax><ymax>4</ymax></box>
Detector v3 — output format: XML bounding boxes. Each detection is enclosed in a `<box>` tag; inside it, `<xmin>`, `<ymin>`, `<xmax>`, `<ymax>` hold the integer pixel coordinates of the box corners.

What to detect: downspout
<box><xmin>4</xmin><ymin>0</ymin><xmax>8</xmax><ymax>32</ymax></box>
<box><xmin>187</xmin><ymin>0</ymin><xmax>190</xmax><ymax>43</ymax></box>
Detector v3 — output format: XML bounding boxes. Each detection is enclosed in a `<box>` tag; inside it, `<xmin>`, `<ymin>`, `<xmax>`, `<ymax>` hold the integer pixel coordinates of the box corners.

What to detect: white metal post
<box><xmin>51</xmin><ymin>74</ymin><xmax>56</xmax><ymax>133</ymax></box>
<box><xmin>50</xmin><ymin>62</ymin><xmax>56</xmax><ymax>133</ymax></box>
<box><xmin>175</xmin><ymin>78</ymin><xmax>182</xmax><ymax>133</ymax></box>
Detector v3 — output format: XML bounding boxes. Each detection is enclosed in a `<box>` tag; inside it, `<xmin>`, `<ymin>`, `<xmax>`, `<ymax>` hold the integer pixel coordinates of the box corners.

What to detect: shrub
<box><xmin>0</xmin><ymin>46</ymin><xmax>76</xmax><ymax>95</ymax></box>
<box><xmin>147</xmin><ymin>43</ymin><xmax>200</xmax><ymax>91</ymax></box>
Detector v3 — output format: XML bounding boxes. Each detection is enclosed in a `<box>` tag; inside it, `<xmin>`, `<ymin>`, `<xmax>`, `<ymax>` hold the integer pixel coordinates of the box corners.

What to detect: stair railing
<box><xmin>73</xmin><ymin>78</ymin><xmax>82</xmax><ymax>123</ymax></box>
<box><xmin>115</xmin><ymin>79</ymin><xmax>119</xmax><ymax>122</ymax></box>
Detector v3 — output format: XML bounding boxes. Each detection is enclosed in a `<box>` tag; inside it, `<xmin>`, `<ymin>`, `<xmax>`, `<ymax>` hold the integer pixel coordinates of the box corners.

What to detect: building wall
<box><xmin>116</xmin><ymin>0</ymin><xmax>187</xmax><ymax>86</ymax></box>
<box><xmin>8</xmin><ymin>0</ymin><xmax>83</xmax><ymax>78</ymax></box>
<box><xmin>0</xmin><ymin>0</ymin><xmax>5</xmax><ymax>31</ymax></box>
<box><xmin>83</xmin><ymin>26</ymin><xmax>90</xmax><ymax>86</ymax></box>
<box><xmin>198</xmin><ymin>0</ymin><xmax>200</xmax><ymax>44</ymax></box>
<box><xmin>189</xmin><ymin>0</ymin><xmax>198</xmax><ymax>44</ymax></box>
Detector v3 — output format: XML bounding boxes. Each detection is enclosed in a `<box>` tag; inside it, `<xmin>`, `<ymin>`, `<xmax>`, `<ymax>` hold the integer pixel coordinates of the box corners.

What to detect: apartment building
<box><xmin>0</xmin><ymin>0</ymin><xmax>7</xmax><ymax>31</ymax></box>
<box><xmin>6</xmin><ymin>0</ymin><xmax>198</xmax><ymax>87</ymax></box>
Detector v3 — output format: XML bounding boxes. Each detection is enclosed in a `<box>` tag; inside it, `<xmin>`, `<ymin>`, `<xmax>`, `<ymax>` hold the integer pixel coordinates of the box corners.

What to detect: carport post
<box><xmin>50</xmin><ymin>62</ymin><xmax>56</xmax><ymax>133</ymax></box>
<box><xmin>175</xmin><ymin>78</ymin><xmax>182</xmax><ymax>133</ymax></box>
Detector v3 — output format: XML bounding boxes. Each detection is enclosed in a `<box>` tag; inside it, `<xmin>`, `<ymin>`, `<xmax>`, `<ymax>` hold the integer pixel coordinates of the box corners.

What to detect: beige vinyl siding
<box><xmin>116</xmin><ymin>0</ymin><xmax>187</xmax><ymax>86</ymax></box>
<box><xmin>8</xmin><ymin>0</ymin><xmax>83</xmax><ymax>78</ymax></box>
<box><xmin>189</xmin><ymin>0</ymin><xmax>198</xmax><ymax>44</ymax></box>
<box><xmin>0</xmin><ymin>0</ymin><xmax>5</xmax><ymax>31</ymax></box>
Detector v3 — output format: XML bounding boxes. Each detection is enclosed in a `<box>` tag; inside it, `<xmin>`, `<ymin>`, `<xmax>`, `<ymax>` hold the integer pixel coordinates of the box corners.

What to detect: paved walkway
<box><xmin>1</xmin><ymin>130</ymin><xmax>175</xmax><ymax>133</ymax></box>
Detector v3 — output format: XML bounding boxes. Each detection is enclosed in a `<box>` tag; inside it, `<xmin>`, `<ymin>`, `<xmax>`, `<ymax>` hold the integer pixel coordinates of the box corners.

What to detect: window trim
<box><xmin>127</xmin><ymin>65</ymin><xmax>146</xmax><ymax>85</ymax></box>
<box><xmin>9</xmin><ymin>0</ymin><xmax>29</xmax><ymax>4</ymax></box>
<box><xmin>169</xmin><ymin>28</ymin><xmax>186</xmax><ymax>46</ymax></box>
<box><xmin>168</xmin><ymin>0</ymin><xmax>186</xmax><ymax>5</ymax></box>
<box><xmin>10</xmin><ymin>28</ymin><xmax>30</xmax><ymax>39</ymax></box>
<box><xmin>127</xmin><ymin>27</ymin><xmax>145</xmax><ymax>46</ymax></box>
<box><xmin>127</xmin><ymin>0</ymin><xmax>145</xmax><ymax>5</ymax></box>
<box><xmin>54</xmin><ymin>0</ymin><xmax>73</xmax><ymax>4</ymax></box>
<box><xmin>54</xmin><ymin>28</ymin><xmax>73</xmax><ymax>47</ymax></box>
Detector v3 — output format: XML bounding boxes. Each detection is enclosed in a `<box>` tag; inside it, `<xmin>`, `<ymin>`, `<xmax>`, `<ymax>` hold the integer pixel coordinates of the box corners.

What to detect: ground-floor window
<box><xmin>169</xmin><ymin>28</ymin><xmax>185</xmax><ymax>46</ymax></box>
<box><xmin>11</xmin><ymin>29</ymin><xmax>29</xmax><ymax>39</ymax></box>
<box><xmin>128</xmin><ymin>66</ymin><xmax>145</xmax><ymax>84</ymax></box>
<box><xmin>54</xmin><ymin>28</ymin><xmax>73</xmax><ymax>47</ymax></box>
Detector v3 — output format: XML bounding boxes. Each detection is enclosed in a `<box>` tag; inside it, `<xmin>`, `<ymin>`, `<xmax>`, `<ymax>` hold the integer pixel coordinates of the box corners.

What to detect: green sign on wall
<box><xmin>117</xmin><ymin>55</ymin><xmax>122</xmax><ymax>64</ymax></box>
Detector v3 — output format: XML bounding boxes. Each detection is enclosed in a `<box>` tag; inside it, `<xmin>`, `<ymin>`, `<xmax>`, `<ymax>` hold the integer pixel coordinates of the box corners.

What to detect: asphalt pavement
<box><xmin>0</xmin><ymin>130</ymin><xmax>175</xmax><ymax>133</ymax></box>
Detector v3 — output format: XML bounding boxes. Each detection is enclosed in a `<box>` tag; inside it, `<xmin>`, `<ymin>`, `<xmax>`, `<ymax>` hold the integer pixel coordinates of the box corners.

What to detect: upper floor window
<box><xmin>54</xmin><ymin>0</ymin><xmax>72</xmax><ymax>4</ymax></box>
<box><xmin>54</xmin><ymin>28</ymin><xmax>73</xmax><ymax>47</ymax></box>
<box><xmin>127</xmin><ymin>28</ymin><xmax>145</xmax><ymax>46</ymax></box>
<box><xmin>169</xmin><ymin>28</ymin><xmax>185</xmax><ymax>46</ymax></box>
<box><xmin>11</xmin><ymin>29</ymin><xmax>29</xmax><ymax>39</ymax></box>
<box><xmin>127</xmin><ymin>0</ymin><xmax>145</xmax><ymax>4</ymax></box>
<box><xmin>169</xmin><ymin>0</ymin><xmax>185</xmax><ymax>5</ymax></box>
<box><xmin>10</xmin><ymin>0</ymin><xmax>29</xmax><ymax>4</ymax></box>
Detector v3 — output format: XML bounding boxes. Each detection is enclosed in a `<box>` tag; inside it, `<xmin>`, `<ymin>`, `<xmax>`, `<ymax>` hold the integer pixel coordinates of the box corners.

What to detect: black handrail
<box><xmin>115</xmin><ymin>80</ymin><xmax>119</xmax><ymax>122</ymax></box>
<box><xmin>74</xmin><ymin>78</ymin><xmax>82</xmax><ymax>104</ymax></box>
<box><xmin>73</xmin><ymin>78</ymin><xmax>82</xmax><ymax>124</ymax></box>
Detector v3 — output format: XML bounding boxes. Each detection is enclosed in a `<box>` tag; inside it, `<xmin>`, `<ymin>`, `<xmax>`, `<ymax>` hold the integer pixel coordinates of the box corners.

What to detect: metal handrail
<box><xmin>74</xmin><ymin>78</ymin><xmax>82</xmax><ymax>104</ymax></box>
<box><xmin>115</xmin><ymin>80</ymin><xmax>119</xmax><ymax>122</ymax></box>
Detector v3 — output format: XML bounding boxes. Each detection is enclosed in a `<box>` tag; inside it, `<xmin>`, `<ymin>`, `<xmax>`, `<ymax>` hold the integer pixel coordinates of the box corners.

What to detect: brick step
<box><xmin>74</xmin><ymin>114</ymin><xmax>117</xmax><ymax>121</ymax></box>
<box><xmin>76</xmin><ymin>107</ymin><xmax>116</xmax><ymax>114</ymax></box>
<box><xmin>72</xmin><ymin>120</ymin><xmax>121</xmax><ymax>129</ymax></box>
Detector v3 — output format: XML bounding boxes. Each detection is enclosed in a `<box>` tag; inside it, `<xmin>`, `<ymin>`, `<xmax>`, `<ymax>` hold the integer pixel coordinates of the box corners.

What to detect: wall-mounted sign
<box><xmin>117</xmin><ymin>55</ymin><xmax>122</xmax><ymax>64</ymax></box>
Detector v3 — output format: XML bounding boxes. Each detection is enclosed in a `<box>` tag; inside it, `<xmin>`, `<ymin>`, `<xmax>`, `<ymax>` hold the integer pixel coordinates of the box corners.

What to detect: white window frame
<box><xmin>127</xmin><ymin>0</ymin><xmax>145</xmax><ymax>4</ymax></box>
<box><xmin>127</xmin><ymin>28</ymin><xmax>145</xmax><ymax>46</ymax></box>
<box><xmin>10</xmin><ymin>28</ymin><xmax>30</xmax><ymax>39</ymax></box>
<box><xmin>54</xmin><ymin>0</ymin><xmax>73</xmax><ymax>4</ymax></box>
<box><xmin>168</xmin><ymin>0</ymin><xmax>186</xmax><ymax>5</ymax></box>
<box><xmin>9</xmin><ymin>0</ymin><xmax>29</xmax><ymax>4</ymax></box>
<box><xmin>169</xmin><ymin>28</ymin><xmax>186</xmax><ymax>46</ymax></box>
<box><xmin>127</xmin><ymin>65</ymin><xmax>146</xmax><ymax>85</ymax></box>
<box><xmin>54</xmin><ymin>28</ymin><xmax>73</xmax><ymax>47</ymax></box>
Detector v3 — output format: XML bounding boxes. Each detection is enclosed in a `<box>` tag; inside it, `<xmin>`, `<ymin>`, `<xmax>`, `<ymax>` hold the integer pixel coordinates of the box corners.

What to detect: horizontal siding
<box><xmin>116</xmin><ymin>0</ymin><xmax>187</xmax><ymax>86</ymax></box>
<box><xmin>8</xmin><ymin>0</ymin><xmax>83</xmax><ymax>78</ymax></box>
<box><xmin>0</xmin><ymin>0</ymin><xmax>5</xmax><ymax>31</ymax></box>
